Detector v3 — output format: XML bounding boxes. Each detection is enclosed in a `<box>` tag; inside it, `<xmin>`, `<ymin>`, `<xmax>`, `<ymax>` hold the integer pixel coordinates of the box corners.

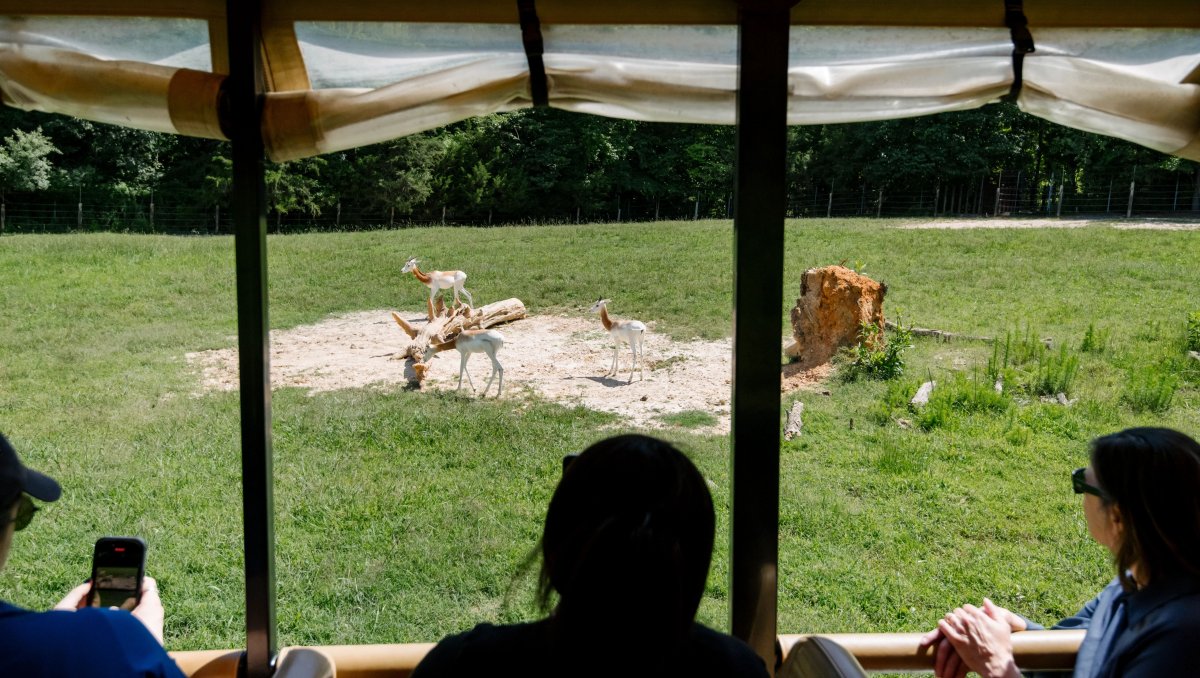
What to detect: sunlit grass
<box><xmin>0</xmin><ymin>220</ymin><xmax>1196</xmax><ymax>654</ymax></box>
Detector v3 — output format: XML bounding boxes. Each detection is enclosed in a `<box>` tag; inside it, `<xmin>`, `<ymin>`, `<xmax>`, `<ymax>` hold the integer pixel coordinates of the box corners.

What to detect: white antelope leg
<box><xmin>456</xmin><ymin>283</ymin><xmax>474</xmax><ymax>308</ymax></box>
<box><xmin>457</xmin><ymin>352</ymin><xmax>476</xmax><ymax>392</ymax></box>
<box><xmin>480</xmin><ymin>351</ymin><xmax>503</xmax><ymax>396</ymax></box>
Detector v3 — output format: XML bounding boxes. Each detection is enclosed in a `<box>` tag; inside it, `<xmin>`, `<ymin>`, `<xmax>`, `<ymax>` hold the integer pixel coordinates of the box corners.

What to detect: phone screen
<box><xmin>89</xmin><ymin>538</ymin><xmax>145</xmax><ymax>610</ymax></box>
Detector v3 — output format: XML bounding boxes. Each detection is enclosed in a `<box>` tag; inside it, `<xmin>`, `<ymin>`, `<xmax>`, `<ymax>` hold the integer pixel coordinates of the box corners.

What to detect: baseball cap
<box><xmin>0</xmin><ymin>433</ymin><xmax>62</xmax><ymax>503</ymax></box>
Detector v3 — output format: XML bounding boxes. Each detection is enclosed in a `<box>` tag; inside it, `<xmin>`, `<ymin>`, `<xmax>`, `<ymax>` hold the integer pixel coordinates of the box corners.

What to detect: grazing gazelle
<box><xmin>401</xmin><ymin>257</ymin><xmax>474</xmax><ymax>319</ymax></box>
<box><xmin>588</xmin><ymin>298</ymin><xmax>646</xmax><ymax>383</ymax></box>
<box><xmin>424</xmin><ymin>329</ymin><xmax>505</xmax><ymax>397</ymax></box>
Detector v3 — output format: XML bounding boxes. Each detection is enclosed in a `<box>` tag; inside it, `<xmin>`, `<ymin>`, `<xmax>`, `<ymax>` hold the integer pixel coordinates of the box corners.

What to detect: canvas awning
<box><xmin>0</xmin><ymin>1</ymin><xmax>1196</xmax><ymax>161</ymax></box>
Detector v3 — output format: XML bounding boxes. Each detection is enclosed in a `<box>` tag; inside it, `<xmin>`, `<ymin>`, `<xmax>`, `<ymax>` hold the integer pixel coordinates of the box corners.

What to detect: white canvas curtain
<box><xmin>0</xmin><ymin>17</ymin><xmax>1196</xmax><ymax>161</ymax></box>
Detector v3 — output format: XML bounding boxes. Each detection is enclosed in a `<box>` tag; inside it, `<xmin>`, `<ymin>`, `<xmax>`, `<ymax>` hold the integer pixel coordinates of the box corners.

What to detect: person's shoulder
<box><xmin>414</xmin><ymin>620</ymin><xmax>549</xmax><ymax>678</ymax></box>
<box><xmin>0</xmin><ymin>607</ymin><xmax>182</xmax><ymax>677</ymax></box>
<box><xmin>685</xmin><ymin>623</ymin><xmax>770</xmax><ymax>677</ymax></box>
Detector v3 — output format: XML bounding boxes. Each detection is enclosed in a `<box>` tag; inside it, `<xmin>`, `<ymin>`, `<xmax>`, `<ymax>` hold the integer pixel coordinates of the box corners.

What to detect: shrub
<box><xmin>838</xmin><ymin>321</ymin><xmax>912</xmax><ymax>382</ymax></box>
<box><xmin>1121</xmin><ymin>363</ymin><xmax>1179</xmax><ymax>413</ymax></box>
<box><xmin>1187</xmin><ymin>311</ymin><xmax>1200</xmax><ymax>352</ymax></box>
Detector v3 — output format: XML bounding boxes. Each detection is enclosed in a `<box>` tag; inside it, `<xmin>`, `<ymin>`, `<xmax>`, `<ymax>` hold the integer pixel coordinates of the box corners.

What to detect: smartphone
<box><xmin>86</xmin><ymin>537</ymin><xmax>146</xmax><ymax>610</ymax></box>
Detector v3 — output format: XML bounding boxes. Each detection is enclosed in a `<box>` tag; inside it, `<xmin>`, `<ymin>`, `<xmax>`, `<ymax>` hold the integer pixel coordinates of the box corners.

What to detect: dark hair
<box><xmin>538</xmin><ymin>434</ymin><xmax>715</xmax><ymax>653</ymax></box>
<box><xmin>1090</xmin><ymin>427</ymin><xmax>1200</xmax><ymax>590</ymax></box>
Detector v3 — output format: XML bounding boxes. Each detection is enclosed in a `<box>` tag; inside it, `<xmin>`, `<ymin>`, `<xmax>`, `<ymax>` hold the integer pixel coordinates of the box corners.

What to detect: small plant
<box><xmin>838</xmin><ymin>321</ymin><xmax>912</xmax><ymax>382</ymax></box>
<box><xmin>1187</xmin><ymin>311</ymin><xmax>1200</xmax><ymax>352</ymax></box>
<box><xmin>1032</xmin><ymin>345</ymin><xmax>1080</xmax><ymax>397</ymax></box>
<box><xmin>1080</xmin><ymin>323</ymin><xmax>1110</xmax><ymax>354</ymax></box>
<box><xmin>1121</xmin><ymin>363</ymin><xmax>1179</xmax><ymax>413</ymax></box>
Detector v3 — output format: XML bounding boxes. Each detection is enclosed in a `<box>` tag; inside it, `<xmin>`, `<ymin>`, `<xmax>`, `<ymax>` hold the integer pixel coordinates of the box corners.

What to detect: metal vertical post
<box><xmin>1127</xmin><ymin>181</ymin><xmax>1135</xmax><ymax>218</ymax></box>
<box><xmin>226</xmin><ymin>1</ymin><xmax>277</xmax><ymax>676</ymax></box>
<box><xmin>1056</xmin><ymin>173</ymin><xmax>1064</xmax><ymax>217</ymax></box>
<box><xmin>731</xmin><ymin>1</ymin><xmax>790</xmax><ymax>670</ymax></box>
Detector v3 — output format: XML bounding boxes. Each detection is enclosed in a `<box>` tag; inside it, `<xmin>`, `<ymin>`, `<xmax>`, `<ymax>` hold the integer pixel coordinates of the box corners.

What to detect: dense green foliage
<box><xmin>1</xmin><ymin>221</ymin><xmax>1197</xmax><ymax>654</ymax></box>
<box><xmin>0</xmin><ymin>104</ymin><xmax>1194</xmax><ymax>228</ymax></box>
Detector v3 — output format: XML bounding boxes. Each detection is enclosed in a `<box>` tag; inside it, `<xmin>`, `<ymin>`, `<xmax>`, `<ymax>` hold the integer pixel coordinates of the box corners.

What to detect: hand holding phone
<box><xmin>86</xmin><ymin>537</ymin><xmax>146</xmax><ymax>610</ymax></box>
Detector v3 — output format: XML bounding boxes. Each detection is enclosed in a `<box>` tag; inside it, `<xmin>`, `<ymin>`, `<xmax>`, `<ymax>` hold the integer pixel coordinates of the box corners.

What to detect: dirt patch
<box><xmin>187</xmin><ymin>310</ymin><xmax>832</xmax><ymax>435</ymax></box>
<box><xmin>897</xmin><ymin>218</ymin><xmax>1200</xmax><ymax>230</ymax></box>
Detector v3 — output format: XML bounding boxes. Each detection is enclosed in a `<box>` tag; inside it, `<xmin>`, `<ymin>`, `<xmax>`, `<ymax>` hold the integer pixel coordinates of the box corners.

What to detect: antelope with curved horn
<box><xmin>588</xmin><ymin>298</ymin><xmax>646</xmax><ymax>383</ymax></box>
<box><xmin>424</xmin><ymin>329</ymin><xmax>505</xmax><ymax>397</ymax></box>
<box><xmin>401</xmin><ymin>257</ymin><xmax>474</xmax><ymax>319</ymax></box>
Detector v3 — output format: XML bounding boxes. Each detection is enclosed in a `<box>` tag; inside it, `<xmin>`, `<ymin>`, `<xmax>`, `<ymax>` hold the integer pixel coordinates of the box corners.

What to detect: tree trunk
<box><xmin>393</xmin><ymin>298</ymin><xmax>527</xmax><ymax>384</ymax></box>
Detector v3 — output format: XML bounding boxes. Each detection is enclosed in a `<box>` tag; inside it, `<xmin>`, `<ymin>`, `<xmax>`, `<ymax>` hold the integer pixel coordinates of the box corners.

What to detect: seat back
<box><xmin>779</xmin><ymin>636</ymin><xmax>868</xmax><ymax>678</ymax></box>
<box><xmin>275</xmin><ymin>647</ymin><xmax>336</xmax><ymax>678</ymax></box>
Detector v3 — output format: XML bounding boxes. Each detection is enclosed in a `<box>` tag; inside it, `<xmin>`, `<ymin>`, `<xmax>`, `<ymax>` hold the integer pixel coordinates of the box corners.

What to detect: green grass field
<box><xmin>0</xmin><ymin>219</ymin><xmax>1197</xmax><ymax>654</ymax></box>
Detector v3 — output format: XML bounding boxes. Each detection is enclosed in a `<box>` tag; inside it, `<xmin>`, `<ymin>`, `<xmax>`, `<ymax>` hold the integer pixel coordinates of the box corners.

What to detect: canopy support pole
<box><xmin>227</xmin><ymin>1</ymin><xmax>278</xmax><ymax>676</ymax></box>
<box><xmin>730</xmin><ymin>0</ymin><xmax>792</xmax><ymax>672</ymax></box>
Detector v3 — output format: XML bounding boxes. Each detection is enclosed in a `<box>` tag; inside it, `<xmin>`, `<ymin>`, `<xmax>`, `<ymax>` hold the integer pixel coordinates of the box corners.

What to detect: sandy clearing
<box><xmin>186</xmin><ymin>310</ymin><xmax>831</xmax><ymax>435</ymax></box>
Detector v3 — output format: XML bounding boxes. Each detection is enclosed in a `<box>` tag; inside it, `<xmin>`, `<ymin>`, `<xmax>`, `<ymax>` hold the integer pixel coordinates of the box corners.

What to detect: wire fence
<box><xmin>787</xmin><ymin>171</ymin><xmax>1200</xmax><ymax>219</ymax></box>
<box><xmin>2</xmin><ymin>171</ymin><xmax>1197</xmax><ymax>234</ymax></box>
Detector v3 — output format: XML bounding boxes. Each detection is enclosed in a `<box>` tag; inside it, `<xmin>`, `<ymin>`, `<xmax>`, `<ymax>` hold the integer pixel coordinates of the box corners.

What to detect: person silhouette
<box><xmin>413</xmin><ymin>433</ymin><xmax>768</xmax><ymax>678</ymax></box>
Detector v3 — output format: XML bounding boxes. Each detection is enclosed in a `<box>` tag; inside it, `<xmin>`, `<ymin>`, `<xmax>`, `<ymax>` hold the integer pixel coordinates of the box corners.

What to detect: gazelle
<box><xmin>401</xmin><ymin>257</ymin><xmax>474</xmax><ymax>318</ymax></box>
<box><xmin>424</xmin><ymin>329</ymin><xmax>505</xmax><ymax>397</ymax></box>
<box><xmin>588</xmin><ymin>298</ymin><xmax>646</xmax><ymax>383</ymax></box>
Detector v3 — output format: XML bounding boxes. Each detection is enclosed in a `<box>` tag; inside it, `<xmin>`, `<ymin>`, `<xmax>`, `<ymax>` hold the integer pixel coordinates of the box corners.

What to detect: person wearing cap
<box><xmin>0</xmin><ymin>433</ymin><xmax>185</xmax><ymax>677</ymax></box>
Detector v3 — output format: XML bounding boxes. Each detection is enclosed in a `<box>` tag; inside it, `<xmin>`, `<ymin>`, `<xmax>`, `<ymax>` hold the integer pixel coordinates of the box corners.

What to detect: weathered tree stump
<box><xmin>391</xmin><ymin>298</ymin><xmax>526</xmax><ymax>385</ymax></box>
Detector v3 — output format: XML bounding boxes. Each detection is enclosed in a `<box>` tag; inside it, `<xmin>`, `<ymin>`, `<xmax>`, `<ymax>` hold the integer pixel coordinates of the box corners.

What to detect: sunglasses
<box><xmin>1072</xmin><ymin>467</ymin><xmax>1110</xmax><ymax>501</ymax></box>
<box><xmin>2</xmin><ymin>495</ymin><xmax>39</xmax><ymax>532</ymax></box>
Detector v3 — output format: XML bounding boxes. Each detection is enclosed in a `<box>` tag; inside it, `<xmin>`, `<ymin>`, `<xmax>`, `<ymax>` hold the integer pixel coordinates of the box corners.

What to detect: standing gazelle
<box><xmin>424</xmin><ymin>329</ymin><xmax>505</xmax><ymax>397</ymax></box>
<box><xmin>401</xmin><ymin>257</ymin><xmax>474</xmax><ymax>319</ymax></box>
<box><xmin>589</xmin><ymin>298</ymin><xmax>646</xmax><ymax>383</ymax></box>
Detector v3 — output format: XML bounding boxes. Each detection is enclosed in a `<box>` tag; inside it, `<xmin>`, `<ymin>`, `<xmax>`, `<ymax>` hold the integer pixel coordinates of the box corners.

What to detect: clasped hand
<box><xmin>918</xmin><ymin>598</ymin><xmax>1025</xmax><ymax>678</ymax></box>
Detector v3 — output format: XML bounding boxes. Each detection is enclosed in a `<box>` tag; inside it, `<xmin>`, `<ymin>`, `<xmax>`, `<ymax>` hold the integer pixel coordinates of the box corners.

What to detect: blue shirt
<box><xmin>1026</xmin><ymin>575</ymin><xmax>1200</xmax><ymax>678</ymax></box>
<box><xmin>0</xmin><ymin>600</ymin><xmax>185</xmax><ymax>677</ymax></box>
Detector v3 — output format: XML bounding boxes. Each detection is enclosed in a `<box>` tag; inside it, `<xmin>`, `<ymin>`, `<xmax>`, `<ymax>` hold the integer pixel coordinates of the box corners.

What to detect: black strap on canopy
<box><xmin>517</xmin><ymin>0</ymin><xmax>549</xmax><ymax>107</ymax></box>
<box><xmin>1002</xmin><ymin>0</ymin><xmax>1036</xmax><ymax>102</ymax></box>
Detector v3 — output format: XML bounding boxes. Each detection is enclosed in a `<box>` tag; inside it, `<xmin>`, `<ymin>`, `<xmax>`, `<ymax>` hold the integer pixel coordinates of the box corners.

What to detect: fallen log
<box><xmin>783</xmin><ymin>401</ymin><xmax>805</xmax><ymax>441</ymax></box>
<box><xmin>392</xmin><ymin>298</ymin><xmax>527</xmax><ymax>384</ymax></box>
<box><xmin>885</xmin><ymin>321</ymin><xmax>991</xmax><ymax>343</ymax></box>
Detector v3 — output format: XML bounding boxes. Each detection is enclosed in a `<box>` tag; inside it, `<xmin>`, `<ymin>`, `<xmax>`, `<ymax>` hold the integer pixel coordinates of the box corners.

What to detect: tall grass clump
<box><xmin>1080</xmin><ymin>323</ymin><xmax>1110</xmax><ymax>354</ymax></box>
<box><xmin>838</xmin><ymin>321</ymin><xmax>912</xmax><ymax>382</ymax></box>
<box><xmin>1121</xmin><ymin>362</ymin><xmax>1179</xmax><ymax>413</ymax></box>
<box><xmin>917</xmin><ymin>371</ymin><xmax>1011</xmax><ymax>431</ymax></box>
<box><xmin>987</xmin><ymin>327</ymin><xmax>1080</xmax><ymax>396</ymax></box>
<box><xmin>1187</xmin><ymin>311</ymin><xmax>1200</xmax><ymax>352</ymax></box>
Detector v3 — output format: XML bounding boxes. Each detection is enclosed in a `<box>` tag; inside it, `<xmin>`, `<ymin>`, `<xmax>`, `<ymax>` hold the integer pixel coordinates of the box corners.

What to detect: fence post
<box><xmin>335</xmin><ymin>201</ymin><xmax>341</xmax><ymax>227</ymax></box>
<box><xmin>694</xmin><ymin>198</ymin><xmax>700</xmax><ymax>220</ymax></box>
<box><xmin>77</xmin><ymin>199</ymin><xmax>83</xmax><ymax>229</ymax></box>
<box><xmin>977</xmin><ymin>174</ymin><xmax>985</xmax><ymax>214</ymax></box>
<box><xmin>149</xmin><ymin>189</ymin><xmax>155</xmax><ymax>229</ymax></box>
<box><xmin>1056</xmin><ymin>173</ymin><xmax>1065</xmax><ymax>217</ymax></box>
<box><xmin>1173</xmin><ymin>175</ymin><xmax>1180</xmax><ymax>211</ymax></box>
<box><xmin>1046</xmin><ymin>172</ymin><xmax>1055</xmax><ymax>215</ymax></box>
<box><xmin>1126</xmin><ymin>180</ymin><xmax>1135</xmax><ymax>218</ymax></box>
<box><xmin>993</xmin><ymin>177</ymin><xmax>1001</xmax><ymax>216</ymax></box>
<box><xmin>1</xmin><ymin>200</ymin><xmax>5</xmax><ymax>233</ymax></box>
<box><xmin>826</xmin><ymin>190</ymin><xmax>833</xmax><ymax>218</ymax></box>
<box><xmin>876</xmin><ymin>189</ymin><xmax>883</xmax><ymax>218</ymax></box>
<box><xmin>390</xmin><ymin>206</ymin><xmax>394</xmax><ymax>227</ymax></box>
<box><xmin>215</xmin><ymin>204</ymin><xmax>220</xmax><ymax>233</ymax></box>
<box><xmin>933</xmin><ymin>185</ymin><xmax>940</xmax><ymax>217</ymax></box>
<box><xmin>1106</xmin><ymin>179</ymin><xmax>1113</xmax><ymax>213</ymax></box>
<box><xmin>442</xmin><ymin>205</ymin><xmax>446</xmax><ymax>226</ymax></box>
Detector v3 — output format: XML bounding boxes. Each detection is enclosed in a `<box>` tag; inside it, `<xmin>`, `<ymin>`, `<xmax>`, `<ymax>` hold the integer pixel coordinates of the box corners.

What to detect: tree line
<box><xmin>0</xmin><ymin>102</ymin><xmax>1195</xmax><ymax>230</ymax></box>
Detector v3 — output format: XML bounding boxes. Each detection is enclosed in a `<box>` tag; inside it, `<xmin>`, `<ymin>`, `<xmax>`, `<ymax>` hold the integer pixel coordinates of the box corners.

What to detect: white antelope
<box><xmin>424</xmin><ymin>329</ymin><xmax>505</xmax><ymax>397</ymax></box>
<box><xmin>401</xmin><ymin>257</ymin><xmax>474</xmax><ymax>317</ymax></box>
<box><xmin>589</xmin><ymin>298</ymin><xmax>646</xmax><ymax>383</ymax></box>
